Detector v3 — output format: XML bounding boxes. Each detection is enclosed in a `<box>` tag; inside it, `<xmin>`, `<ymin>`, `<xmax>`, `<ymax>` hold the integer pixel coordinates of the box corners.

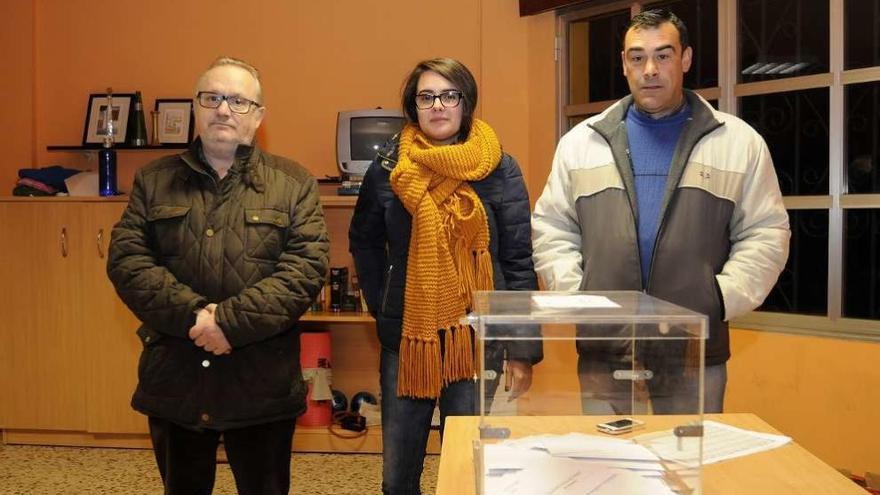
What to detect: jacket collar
<box><xmin>590</xmin><ymin>89</ymin><xmax>721</xmax><ymax>141</ymax></box>
<box><xmin>587</xmin><ymin>90</ymin><xmax>724</xmax><ymax>226</ymax></box>
<box><xmin>376</xmin><ymin>133</ymin><xmax>400</xmax><ymax>172</ymax></box>
<box><xmin>179</xmin><ymin>137</ymin><xmax>265</xmax><ymax>192</ymax></box>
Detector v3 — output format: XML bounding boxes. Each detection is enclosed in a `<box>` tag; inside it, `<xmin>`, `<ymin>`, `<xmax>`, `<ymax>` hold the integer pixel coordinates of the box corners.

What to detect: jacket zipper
<box><xmin>381</xmin><ymin>264</ymin><xmax>393</xmax><ymax>314</ymax></box>
<box><xmin>589</xmin><ymin>122</ymin><xmax>644</xmax><ymax>289</ymax></box>
<box><xmin>645</xmin><ymin>124</ymin><xmax>721</xmax><ymax>292</ymax></box>
<box><xmin>624</xmin><ymin>146</ymin><xmax>645</xmax><ymax>290</ymax></box>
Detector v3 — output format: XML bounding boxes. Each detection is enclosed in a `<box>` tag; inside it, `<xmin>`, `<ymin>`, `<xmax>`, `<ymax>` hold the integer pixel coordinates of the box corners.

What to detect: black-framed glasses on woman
<box><xmin>414</xmin><ymin>90</ymin><xmax>463</xmax><ymax>110</ymax></box>
<box><xmin>196</xmin><ymin>91</ymin><xmax>261</xmax><ymax>114</ymax></box>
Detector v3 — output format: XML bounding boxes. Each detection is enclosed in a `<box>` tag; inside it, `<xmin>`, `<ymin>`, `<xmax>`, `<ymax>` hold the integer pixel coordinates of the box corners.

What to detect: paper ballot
<box><xmin>532</xmin><ymin>294</ymin><xmax>621</xmax><ymax>309</ymax></box>
<box><xmin>634</xmin><ymin>420</ymin><xmax>791</xmax><ymax>465</ymax></box>
<box><xmin>480</xmin><ymin>421</ymin><xmax>789</xmax><ymax>494</ymax></box>
<box><xmin>484</xmin><ymin>456</ymin><xmax>617</xmax><ymax>495</ymax></box>
<box><xmin>483</xmin><ymin>433</ymin><xmax>672</xmax><ymax>495</ymax></box>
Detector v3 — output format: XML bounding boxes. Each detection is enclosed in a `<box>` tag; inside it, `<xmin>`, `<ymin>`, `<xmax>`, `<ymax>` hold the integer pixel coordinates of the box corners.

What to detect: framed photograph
<box><xmin>82</xmin><ymin>93</ymin><xmax>134</xmax><ymax>145</ymax></box>
<box><xmin>154</xmin><ymin>98</ymin><xmax>195</xmax><ymax>145</ymax></box>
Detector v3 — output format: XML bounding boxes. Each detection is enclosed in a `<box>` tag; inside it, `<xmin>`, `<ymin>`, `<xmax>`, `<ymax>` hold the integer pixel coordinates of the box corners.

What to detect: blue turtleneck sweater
<box><xmin>625</xmin><ymin>104</ymin><xmax>691</xmax><ymax>287</ymax></box>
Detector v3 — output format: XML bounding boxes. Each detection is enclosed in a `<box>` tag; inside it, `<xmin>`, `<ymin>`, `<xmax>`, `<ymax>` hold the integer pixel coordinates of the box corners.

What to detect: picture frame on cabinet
<box><xmin>154</xmin><ymin>98</ymin><xmax>195</xmax><ymax>144</ymax></box>
<box><xmin>82</xmin><ymin>93</ymin><xmax>134</xmax><ymax>145</ymax></box>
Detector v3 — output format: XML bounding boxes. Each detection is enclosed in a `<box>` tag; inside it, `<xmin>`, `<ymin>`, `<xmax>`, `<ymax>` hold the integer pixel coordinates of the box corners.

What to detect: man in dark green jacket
<box><xmin>107</xmin><ymin>56</ymin><xmax>329</xmax><ymax>495</ymax></box>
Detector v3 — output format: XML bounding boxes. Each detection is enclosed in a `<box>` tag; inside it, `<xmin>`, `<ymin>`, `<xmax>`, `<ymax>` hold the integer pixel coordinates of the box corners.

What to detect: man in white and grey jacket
<box><xmin>532</xmin><ymin>9</ymin><xmax>790</xmax><ymax>414</ymax></box>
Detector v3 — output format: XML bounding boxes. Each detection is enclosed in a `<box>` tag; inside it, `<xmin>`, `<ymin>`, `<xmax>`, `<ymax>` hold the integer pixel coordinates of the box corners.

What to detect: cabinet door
<box><xmin>80</xmin><ymin>202</ymin><xmax>147</xmax><ymax>434</ymax></box>
<box><xmin>0</xmin><ymin>202</ymin><xmax>87</xmax><ymax>430</ymax></box>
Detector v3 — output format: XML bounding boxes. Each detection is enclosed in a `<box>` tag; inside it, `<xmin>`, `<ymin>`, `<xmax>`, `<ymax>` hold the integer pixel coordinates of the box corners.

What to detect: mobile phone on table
<box><xmin>596</xmin><ymin>418</ymin><xmax>644</xmax><ymax>435</ymax></box>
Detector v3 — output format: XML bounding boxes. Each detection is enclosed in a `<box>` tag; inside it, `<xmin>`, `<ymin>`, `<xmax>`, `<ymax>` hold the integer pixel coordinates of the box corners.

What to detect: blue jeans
<box><xmin>578</xmin><ymin>356</ymin><xmax>727</xmax><ymax>414</ymax></box>
<box><xmin>380</xmin><ymin>347</ymin><xmax>487</xmax><ymax>495</ymax></box>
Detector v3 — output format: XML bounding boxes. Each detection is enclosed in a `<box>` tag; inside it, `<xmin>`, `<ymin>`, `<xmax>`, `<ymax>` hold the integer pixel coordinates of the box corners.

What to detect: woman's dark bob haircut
<box><xmin>400</xmin><ymin>57</ymin><xmax>477</xmax><ymax>142</ymax></box>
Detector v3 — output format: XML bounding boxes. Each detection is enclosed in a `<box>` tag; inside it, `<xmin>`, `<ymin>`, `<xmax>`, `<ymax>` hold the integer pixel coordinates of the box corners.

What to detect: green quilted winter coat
<box><xmin>107</xmin><ymin>139</ymin><xmax>329</xmax><ymax>429</ymax></box>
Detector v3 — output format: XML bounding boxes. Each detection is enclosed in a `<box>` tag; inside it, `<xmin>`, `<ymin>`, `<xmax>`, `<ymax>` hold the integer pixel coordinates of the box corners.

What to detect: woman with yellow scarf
<box><xmin>349</xmin><ymin>58</ymin><xmax>542</xmax><ymax>494</ymax></box>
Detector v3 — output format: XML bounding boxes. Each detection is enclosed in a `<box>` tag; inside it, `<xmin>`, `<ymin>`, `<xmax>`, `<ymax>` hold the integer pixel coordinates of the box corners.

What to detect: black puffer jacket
<box><xmin>107</xmin><ymin>139</ymin><xmax>329</xmax><ymax>430</ymax></box>
<box><xmin>349</xmin><ymin>137</ymin><xmax>542</xmax><ymax>365</ymax></box>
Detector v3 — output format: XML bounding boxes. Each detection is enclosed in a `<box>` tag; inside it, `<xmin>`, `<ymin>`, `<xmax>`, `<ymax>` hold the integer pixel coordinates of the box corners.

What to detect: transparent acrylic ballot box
<box><xmin>465</xmin><ymin>291</ymin><xmax>707</xmax><ymax>495</ymax></box>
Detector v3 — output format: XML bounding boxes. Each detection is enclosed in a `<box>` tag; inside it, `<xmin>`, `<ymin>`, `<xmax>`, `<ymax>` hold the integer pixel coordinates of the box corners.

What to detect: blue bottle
<box><xmin>98</xmin><ymin>89</ymin><xmax>118</xmax><ymax>197</ymax></box>
<box><xmin>98</xmin><ymin>147</ymin><xmax>117</xmax><ymax>196</ymax></box>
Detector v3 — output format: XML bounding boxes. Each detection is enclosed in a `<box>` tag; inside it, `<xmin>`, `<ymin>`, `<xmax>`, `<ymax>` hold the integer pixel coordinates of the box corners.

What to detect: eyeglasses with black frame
<box><xmin>196</xmin><ymin>91</ymin><xmax>261</xmax><ymax>114</ymax></box>
<box><xmin>414</xmin><ymin>90</ymin><xmax>463</xmax><ymax>110</ymax></box>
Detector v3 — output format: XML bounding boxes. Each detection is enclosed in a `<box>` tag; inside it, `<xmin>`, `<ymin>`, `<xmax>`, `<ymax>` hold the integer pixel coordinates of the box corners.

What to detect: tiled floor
<box><xmin>0</xmin><ymin>444</ymin><xmax>439</xmax><ymax>494</ymax></box>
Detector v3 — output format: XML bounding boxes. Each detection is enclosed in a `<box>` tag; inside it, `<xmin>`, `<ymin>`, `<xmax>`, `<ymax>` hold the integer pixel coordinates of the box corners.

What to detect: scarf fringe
<box><xmin>476</xmin><ymin>249</ymin><xmax>493</xmax><ymax>292</ymax></box>
<box><xmin>455</xmin><ymin>249</ymin><xmax>493</xmax><ymax>306</ymax></box>
<box><xmin>442</xmin><ymin>324</ymin><xmax>475</xmax><ymax>386</ymax></box>
<box><xmin>456</xmin><ymin>242</ymin><xmax>477</xmax><ymax>301</ymax></box>
<box><xmin>397</xmin><ymin>335</ymin><xmax>442</xmax><ymax>399</ymax></box>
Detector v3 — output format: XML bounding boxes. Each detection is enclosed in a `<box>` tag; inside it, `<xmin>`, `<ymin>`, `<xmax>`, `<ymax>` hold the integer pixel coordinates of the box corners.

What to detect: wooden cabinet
<box><xmin>0</xmin><ymin>198</ymin><xmax>141</xmax><ymax>435</ymax></box>
<box><xmin>81</xmin><ymin>202</ymin><xmax>146</xmax><ymax>434</ymax></box>
<box><xmin>0</xmin><ymin>196</ymin><xmax>439</xmax><ymax>453</ymax></box>
<box><xmin>0</xmin><ymin>201</ymin><xmax>87</xmax><ymax>430</ymax></box>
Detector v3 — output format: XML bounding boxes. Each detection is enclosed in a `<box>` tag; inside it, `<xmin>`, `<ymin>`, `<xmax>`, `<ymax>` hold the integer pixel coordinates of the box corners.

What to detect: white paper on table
<box><xmin>485</xmin><ymin>442</ymin><xmax>664</xmax><ymax>473</ymax></box>
<box><xmin>570</xmin><ymin>458</ymin><xmax>665</xmax><ymax>472</ymax></box>
<box><xmin>589</xmin><ymin>469</ymin><xmax>677</xmax><ymax>495</ymax></box>
<box><xmin>483</xmin><ymin>444</ymin><xmax>553</xmax><ymax>471</ymax></box>
<box><xmin>484</xmin><ymin>457</ymin><xmax>617</xmax><ymax>495</ymax></box>
<box><xmin>482</xmin><ymin>433</ymin><xmax>677</xmax><ymax>495</ymax></box>
<box><xmin>552</xmin><ymin>441</ymin><xmax>661</xmax><ymax>462</ymax></box>
<box><xmin>634</xmin><ymin>420</ymin><xmax>791</xmax><ymax>465</ymax></box>
<box><xmin>507</xmin><ymin>432</ymin><xmax>629</xmax><ymax>449</ymax></box>
<box><xmin>500</xmin><ymin>433</ymin><xmax>604</xmax><ymax>450</ymax></box>
<box><xmin>525</xmin><ymin>432</ymin><xmax>660</xmax><ymax>462</ymax></box>
<box><xmin>532</xmin><ymin>294</ymin><xmax>621</xmax><ymax>309</ymax></box>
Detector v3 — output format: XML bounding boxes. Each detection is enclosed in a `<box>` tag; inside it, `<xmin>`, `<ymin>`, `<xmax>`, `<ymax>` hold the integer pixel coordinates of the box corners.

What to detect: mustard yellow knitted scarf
<box><xmin>390</xmin><ymin>119</ymin><xmax>502</xmax><ymax>399</ymax></box>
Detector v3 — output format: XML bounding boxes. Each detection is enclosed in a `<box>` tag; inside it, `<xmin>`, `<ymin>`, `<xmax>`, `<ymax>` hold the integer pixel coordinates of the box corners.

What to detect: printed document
<box><xmin>635</xmin><ymin>420</ymin><xmax>791</xmax><ymax>464</ymax></box>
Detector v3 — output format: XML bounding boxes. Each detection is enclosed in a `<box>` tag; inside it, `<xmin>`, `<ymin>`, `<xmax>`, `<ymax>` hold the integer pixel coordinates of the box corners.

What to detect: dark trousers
<box><xmin>577</xmin><ymin>356</ymin><xmax>728</xmax><ymax>414</ymax></box>
<box><xmin>148</xmin><ymin>416</ymin><xmax>296</xmax><ymax>495</ymax></box>
<box><xmin>379</xmin><ymin>347</ymin><xmax>478</xmax><ymax>495</ymax></box>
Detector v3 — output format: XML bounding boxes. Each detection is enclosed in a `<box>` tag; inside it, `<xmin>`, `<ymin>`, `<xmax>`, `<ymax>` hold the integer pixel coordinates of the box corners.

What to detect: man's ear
<box><xmin>621</xmin><ymin>50</ymin><xmax>628</xmax><ymax>77</ymax></box>
<box><xmin>253</xmin><ymin>106</ymin><xmax>266</xmax><ymax>129</ymax></box>
<box><xmin>682</xmin><ymin>46</ymin><xmax>693</xmax><ymax>73</ymax></box>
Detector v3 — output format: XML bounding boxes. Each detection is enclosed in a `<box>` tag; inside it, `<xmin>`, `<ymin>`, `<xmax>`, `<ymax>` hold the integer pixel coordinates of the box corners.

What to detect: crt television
<box><xmin>336</xmin><ymin>109</ymin><xmax>406</xmax><ymax>177</ymax></box>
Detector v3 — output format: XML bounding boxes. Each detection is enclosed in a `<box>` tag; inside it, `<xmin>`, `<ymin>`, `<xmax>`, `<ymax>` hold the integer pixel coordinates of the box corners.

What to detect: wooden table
<box><xmin>436</xmin><ymin>413</ymin><xmax>863</xmax><ymax>494</ymax></box>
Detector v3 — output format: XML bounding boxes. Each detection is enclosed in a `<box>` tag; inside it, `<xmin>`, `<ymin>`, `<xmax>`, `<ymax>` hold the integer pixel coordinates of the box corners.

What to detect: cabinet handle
<box><xmin>97</xmin><ymin>228</ymin><xmax>105</xmax><ymax>259</ymax></box>
<box><xmin>61</xmin><ymin>227</ymin><xmax>68</xmax><ymax>258</ymax></box>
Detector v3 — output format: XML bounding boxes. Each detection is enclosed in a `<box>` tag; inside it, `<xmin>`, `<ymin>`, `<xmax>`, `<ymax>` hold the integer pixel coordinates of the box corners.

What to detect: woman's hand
<box><xmin>506</xmin><ymin>360</ymin><xmax>533</xmax><ymax>401</ymax></box>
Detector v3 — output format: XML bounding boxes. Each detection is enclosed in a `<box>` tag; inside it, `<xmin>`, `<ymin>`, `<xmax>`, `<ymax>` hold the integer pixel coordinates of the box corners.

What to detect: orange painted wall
<box><xmin>524</xmin><ymin>12</ymin><xmax>557</xmax><ymax>203</ymax></box>
<box><xmin>727</xmin><ymin>328</ymin><xmax>880</xmax><ymax>475</ymax></box>
<box><xmin>7</xmin><ymin>0</ymin><xmax>557</xmax><ymax>196</ymax></box>
<box><xmin>1</xmin><ymin>1</ymin><xmax>34</xmax><ymax>195</ymax></box>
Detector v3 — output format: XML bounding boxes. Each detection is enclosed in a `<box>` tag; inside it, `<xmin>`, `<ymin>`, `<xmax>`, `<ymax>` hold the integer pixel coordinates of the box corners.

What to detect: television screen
<box><xmin>337</xmin><ymin>109</ymin><xmax>406</xmax><ymax>177</ymax></box>
<box><xmin>350</xmin><ymin>116</ymin><xmax>405</xmax><ymax>161</ymax></box>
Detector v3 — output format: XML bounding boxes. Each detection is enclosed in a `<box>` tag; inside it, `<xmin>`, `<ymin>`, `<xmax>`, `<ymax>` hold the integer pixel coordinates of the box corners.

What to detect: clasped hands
<box><xmin>189</xmin><ymin>303</ymin><xmax>232</xmax><ymax>355</ymax></box>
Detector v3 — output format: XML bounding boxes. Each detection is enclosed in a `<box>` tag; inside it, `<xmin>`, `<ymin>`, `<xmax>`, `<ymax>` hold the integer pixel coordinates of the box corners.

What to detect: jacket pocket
<box><xmin>146</xmin><ymin>205</ymin><xmax>191</xmax><ymax>258</ymax></box>
<box><xmin>244</xmin><ymin>208</ymin><xmax>290</xmax><ymax>261</ymax></box>
<box><xmin>136</xmin><ymin>325</ymin><xmax>163</xmax><ymax>346</ymax></box>
<box><xmin>708</xmin><ymin>269</ymin><xmax>723</xmax><ymax>322</ymax></box>
<box><xmin>236</xmin><ymin>339</ymin><xmax>296</xmax><ymax>399</ymax></box>
<box><xmin>136</xmin><ymin>326</ymin><xmax>194</xmax><ymax>398</ymax></box>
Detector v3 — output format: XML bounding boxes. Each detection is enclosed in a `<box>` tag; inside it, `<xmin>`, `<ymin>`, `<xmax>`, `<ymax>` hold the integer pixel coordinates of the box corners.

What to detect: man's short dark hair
<box><xmin>627</xmin><ymin>8</ymin><xmax>690</xmax><ymax>50</ymax></box>
<box><xmin>401</xmin><ymin>58</ymin><xmax>478</xmax><ymax>142</ymax></box>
